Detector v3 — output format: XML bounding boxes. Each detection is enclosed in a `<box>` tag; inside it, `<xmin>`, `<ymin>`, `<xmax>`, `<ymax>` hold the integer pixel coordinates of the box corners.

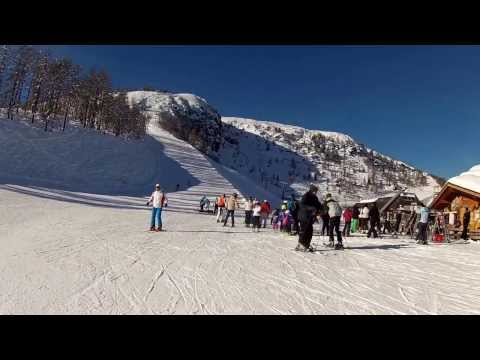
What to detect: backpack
<box><xmin>282</xmin><ymin>215</ymin><xmax>291</xmax><ymax>226</ymax></box>
<box><xmin>328</xmin><ymin>200</ymin><xmax>342</xmax><ymax>217</ymax></box>
<box><xmin>218</xmin><ymin>197</ymin><xmax>225</xmax><ymax>207</ymax></box>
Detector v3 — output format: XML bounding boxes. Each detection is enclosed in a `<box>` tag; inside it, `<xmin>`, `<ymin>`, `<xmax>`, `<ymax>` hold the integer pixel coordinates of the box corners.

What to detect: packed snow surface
<box><xmin>1</xmin><ymin>118</ymin><xmax>479</xmax><ymax>314</ymax></box>
<box><xmin>2</xmin><ymin>186</ymin><xmax>480</xmax><ymax>314</ymax></box>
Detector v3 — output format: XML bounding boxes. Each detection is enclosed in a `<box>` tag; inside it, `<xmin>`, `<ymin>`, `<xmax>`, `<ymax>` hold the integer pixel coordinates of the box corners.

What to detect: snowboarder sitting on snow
<box><xmin>296</xmin><ymin>184</ymin><xmax>323</xmax><ymax>252</ymax></box>
<box><xmin>325</xmin><ymin>193</ymin><xmax>343</xmax><ymax>249</ymax></box>
<box><xmin>200</xmin><ymin>195</ymin><xmax>210</xmax><ymax>212</ymax></box>
<box><xmin>146</xmin><ymin>184</ymin><xmax>168</xmax><ymax>231</ymax></box>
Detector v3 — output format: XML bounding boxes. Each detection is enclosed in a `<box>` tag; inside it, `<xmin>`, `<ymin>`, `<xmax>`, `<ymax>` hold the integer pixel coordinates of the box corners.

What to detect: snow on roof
<box><xmin>360</xmin><ymin>198</ymin><xmax>378</xmax><ymax>203</ymax></box>
<box><xmin>447</xmin><ymin>164</ymin><xmax>480</xmax><ymax>195</ymax></box>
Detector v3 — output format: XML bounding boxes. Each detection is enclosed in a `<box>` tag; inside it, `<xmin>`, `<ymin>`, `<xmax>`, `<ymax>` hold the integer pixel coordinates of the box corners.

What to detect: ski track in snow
<box><xmin>1</xmin><ymin>123</ymin><xmax>480</xmax><ymax>314</ymax></box>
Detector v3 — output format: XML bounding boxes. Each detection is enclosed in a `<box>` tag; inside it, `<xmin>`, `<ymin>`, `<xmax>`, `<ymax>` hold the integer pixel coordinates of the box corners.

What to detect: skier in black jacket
<box><xmin>462</xmin><ymin>207</ymin><xmax>471</xmax><ymax>240</ymax></box>
<box><xmin>296</xmin><ymin>184</ymin><xmax>323</xmax><ymax>252</ymax></box>
<box><xmin>367</xmin><ymin>203</ymin><xmax>381</xmax><ymax>238</ymax></box>
<box><xmin>320</xmin><ymin>211</ymin><xmax>330</xmax><ymax>236</ymax></box>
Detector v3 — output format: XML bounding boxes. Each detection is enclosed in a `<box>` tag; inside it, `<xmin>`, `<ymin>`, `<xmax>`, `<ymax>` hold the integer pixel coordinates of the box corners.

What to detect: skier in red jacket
<box><xmin>342</xmin><ymin>207</ymin><xmax>353</xmax><ymax>237</ymax></box>
<box><xmin>260</xmin><ymin>200</ymin><xmax>271</xmax><ymax>228</ymax></box>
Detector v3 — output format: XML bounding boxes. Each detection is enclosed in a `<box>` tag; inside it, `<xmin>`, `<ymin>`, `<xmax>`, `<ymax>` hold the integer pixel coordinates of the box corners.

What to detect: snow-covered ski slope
<box><xmin>1</xmin><ymin>117</ymin><xmax>479</xmax><ymax>314</ymax></box>
<box><xmin>2</xmin><ymin>182</ymin><xmax>480</xmax><ymax>314</ymax></box>
<box><xmin>0</xmin><ymin>117</ymin><xmax>277</xmax><ymax>211</ymax></box>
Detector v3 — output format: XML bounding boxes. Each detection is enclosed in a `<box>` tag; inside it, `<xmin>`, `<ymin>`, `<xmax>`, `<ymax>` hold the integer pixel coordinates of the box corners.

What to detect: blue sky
<box><xmin>46</xmin><ymin>45</ymin><xmax>480</xmax><ymax>179</ymax></box>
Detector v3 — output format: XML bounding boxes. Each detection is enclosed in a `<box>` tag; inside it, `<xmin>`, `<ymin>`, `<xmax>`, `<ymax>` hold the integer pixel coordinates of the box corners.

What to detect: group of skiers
<box><xmin>271</xmin><ymin>200</ymin><xmax>297</xmax><ymax>234</ymax></box>
<box><xmin>294</xmin><ymin>186</ymin><xmax>347</xmax><ymax>251</ymax></box>
<box><xmin>213</xmin><ymin>193</ymin><xmax>241</xmax><ymax>227</ymax></box>
<box><xmin>145</xmin><ymin>183</ymin><xmax>441</xmax><ymax>247</ymax></box>
<box><xmin>244</xmin><ymin>197</ymin><xmax>272</xmax><ymax>231</ymax></box>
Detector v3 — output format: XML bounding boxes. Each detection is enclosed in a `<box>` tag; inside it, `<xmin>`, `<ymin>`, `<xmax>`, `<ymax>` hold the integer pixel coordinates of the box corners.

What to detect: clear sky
<box><xmin>45</xmin><ymin>45</ymin><xmax>480</xmax><ymax>179</ymax></box>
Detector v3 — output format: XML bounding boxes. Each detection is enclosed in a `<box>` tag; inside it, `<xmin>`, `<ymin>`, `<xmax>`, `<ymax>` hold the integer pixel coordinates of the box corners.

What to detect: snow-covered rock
<box><xmin>127</xmin><ymin>91</ymin><xmax>222</xmax><ymax>156</ymax></box>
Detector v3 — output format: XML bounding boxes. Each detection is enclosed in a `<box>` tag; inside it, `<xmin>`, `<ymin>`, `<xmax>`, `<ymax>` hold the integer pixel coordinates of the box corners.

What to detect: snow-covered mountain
<box><xmin>127</xmin><ymin>91</ymin><xmax>222</xmax><ymax>156</ymax></box>
<box><xmin>219</xmin><ymin>117</ymin><xmax>442</xmax><ymax>204</ymax></box>
<box><xmin>128</xmin><ymin>91</ymin><xmax>442</xmax><ymax>204</ymax></box>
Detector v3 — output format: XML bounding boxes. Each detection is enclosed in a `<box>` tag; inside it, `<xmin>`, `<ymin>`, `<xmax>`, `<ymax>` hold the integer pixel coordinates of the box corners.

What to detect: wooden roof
<box><xmin>354</xmin><ymin>192</ymin><xmax>423</xmax><ymax>213</ymax></box>
<box><xmin>430</xmin><ymin>182</ymin><xmax>480</xmax><ymax>210</ymax></box>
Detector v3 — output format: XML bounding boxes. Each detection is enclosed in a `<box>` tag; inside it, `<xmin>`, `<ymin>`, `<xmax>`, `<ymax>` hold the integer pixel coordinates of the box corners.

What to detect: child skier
<box><xmin>278</xmin><ymin>210</ymin><xmax>285</xmax><ymax>232</ymax></box>
<box><xmin>146</xmin><ymin>184</ymin><xmax>168</xmax><ymax>231</ymax></box>
<box><xmin>271</xmin><ymin>209</ymin><xmax>281</xmax><ymax>230</ymax></box>
<box><xmin>282</xmin><ymin>210</ymin><xmax>293</xmax><ymax>234</ymax></box>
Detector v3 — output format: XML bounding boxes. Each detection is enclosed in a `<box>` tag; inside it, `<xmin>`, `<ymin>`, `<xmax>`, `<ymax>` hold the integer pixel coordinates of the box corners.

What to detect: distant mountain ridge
<box><xmin>128</xmin><ymin>90</ymin><xmax>442</xmax><ymax>203</ymax></box>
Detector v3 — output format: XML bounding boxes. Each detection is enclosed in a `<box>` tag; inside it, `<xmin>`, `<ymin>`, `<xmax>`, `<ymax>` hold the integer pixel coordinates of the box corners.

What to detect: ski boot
<box><xmin>334</xmin><ymin>242</ymin><xmax>344</xmax><ymax>250</ymax></box>
<box><xmin>326</xmin><ymin>241</ymin><xmax>334</xmax><ymax>248</ymax></box>
<box><xmin>295</xmin><ymin>244</ymin><xmax>307</xmax><ymax>252</ymax></box>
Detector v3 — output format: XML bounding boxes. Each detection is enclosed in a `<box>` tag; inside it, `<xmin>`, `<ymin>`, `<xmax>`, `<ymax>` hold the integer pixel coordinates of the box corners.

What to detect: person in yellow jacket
<box><xmin>223</xmin><ymin>193</ymin><xmax>240</xmax><ymax>227</ymax></box>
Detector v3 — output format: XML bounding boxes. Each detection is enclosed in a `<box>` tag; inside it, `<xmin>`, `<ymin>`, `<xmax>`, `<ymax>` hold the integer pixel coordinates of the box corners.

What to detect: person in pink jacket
<box><xmin>342</xmin><ymin>207</ymin><xmax>353</xmax><ymax>237</ymax></box>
